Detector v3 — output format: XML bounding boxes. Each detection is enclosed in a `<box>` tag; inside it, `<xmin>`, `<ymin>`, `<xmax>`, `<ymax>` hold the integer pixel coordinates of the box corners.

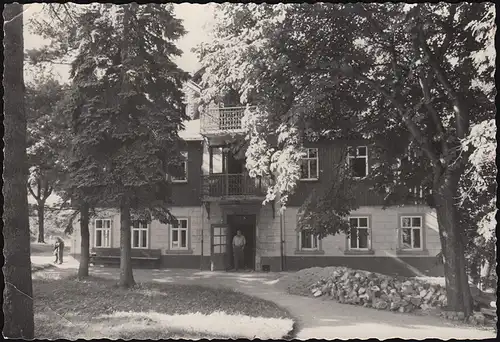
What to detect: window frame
<box><xmin>300</xmin><ymin>147</ymin><xmax>319</xmax><ymax>181</ymax></box>
<box><xmin>399</xmin><ymin>215</ymin><xmax>424</xmax><ymax>251</ymax></box>
<box><xmin>171</xmin><ymin>151</ymin><xmax>188</xmax><ymax>183</ymax></box>
<box><xmin>347</xmin><ymin>146</ymin><xmax>369</xmax><ymax>179</ymax></box>
<box><xmin>131</xmin><ymin>220</ymin><xmax>149</xmax><ymax>249</ymax></box>
<box><xmin>169</xmin><ymin>218</ymin><xmax>189</xmax><ymax>250</ymax></box>
<box><xmin>347</xmin><ymin>216</ymin><xmax>371</xmax><ymax>251</ymax></box>
<box><xmin>212</xmin><ymin>225</ymin><xmax>227</xmax><ymax>254</ymax></box>
<box><xmin>299</xmin><ymin>230</ymin><xmax>320</xmax><ymax>251</ymax></box>
<box><xmin>94</xmin><ymin>218</ymin><xmax>112</xmax><ymax>248</ymax></box>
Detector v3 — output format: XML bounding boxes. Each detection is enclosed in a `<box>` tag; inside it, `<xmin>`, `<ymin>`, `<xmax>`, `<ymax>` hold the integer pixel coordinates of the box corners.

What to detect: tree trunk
<box><xmin>119</xmin><ymin>197</ymin><xmax>135</xmax><ymax>288</ymax></box>
<box><xmin>78</xmin><ymin>202</ymin><xmax>90</xmax><ymax>279</ymax></box>
<box><xmin>434</xmin><ymin>171</ymin><xmax>473</xmax><ymax>317</ymax></box>
<box><xmin>37</xmin><ymin>199</ymin><xmax>45</xmax><ymax>243</ymax></box>
<box><xmin>2</xmin><ymin>4</ymin><xmax>35</xmax><ymax>338</ymax></box>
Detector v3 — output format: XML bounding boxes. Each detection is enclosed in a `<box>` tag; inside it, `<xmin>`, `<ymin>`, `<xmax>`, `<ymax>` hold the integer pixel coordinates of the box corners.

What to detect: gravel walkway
<box><xmin>87</xmin><ymin>267</ymin><xmax>496</xmax><ymax>340</ymax></box>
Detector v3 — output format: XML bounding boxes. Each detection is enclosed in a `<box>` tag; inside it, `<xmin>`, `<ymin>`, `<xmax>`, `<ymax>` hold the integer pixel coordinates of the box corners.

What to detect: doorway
<box><xmin>224</xmin><ymin>149</ymin><xmax>245</xmax><ymax>196</ymax></box>
<box><xmin>226</xmin><ymin>151</ymin><xmax>244</xmax><ymax>174</ymax></box>
<box><xmin>227</xmin><ymin>214</ymin><xmax>256</xmax><ymax>270</ymax></box>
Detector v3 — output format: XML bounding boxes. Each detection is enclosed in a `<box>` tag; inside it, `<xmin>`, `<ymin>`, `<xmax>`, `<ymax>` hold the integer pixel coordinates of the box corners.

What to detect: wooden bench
<box><xmin>90</xmin><ymin>248</ymin><xmax>162</xmax><ymax>268</ymax></box>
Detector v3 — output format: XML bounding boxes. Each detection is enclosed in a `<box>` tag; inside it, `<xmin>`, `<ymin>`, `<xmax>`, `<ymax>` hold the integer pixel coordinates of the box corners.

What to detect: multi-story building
<box><xmin>70</xmin><ymin>72</ymin><xmax>444</xmax><ymax>277</ymax></box>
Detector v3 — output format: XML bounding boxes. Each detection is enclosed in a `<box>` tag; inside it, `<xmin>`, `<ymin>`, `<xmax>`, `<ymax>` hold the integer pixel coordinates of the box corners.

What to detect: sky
<box><xmin>23</xmin><ymin>3</ymin><xmax>216</xmax><ymax>204</ymax></box>
<box><xmin>23</xmin><ymin>3</ymin><xmax>216</xmax><ymax>83</ymax></box>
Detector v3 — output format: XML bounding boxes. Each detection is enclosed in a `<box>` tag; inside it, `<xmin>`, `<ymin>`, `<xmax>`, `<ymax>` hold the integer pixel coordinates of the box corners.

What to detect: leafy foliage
<box><xmin>198</xmin><ymin>3</ymin><xmax>494</xmax><ymax>204</ymax></box>
<box><xmin>298</xmin><ymin>152</ymin><xmax>360</xmax><ymax>238</ymax></box>
<box><xmin>197</xmin><ymin>2</ymin><xmax>495</xmax><ymax>314</ymax></box>
<box><xmin>26</xmin><ymin>77</ymin><xmax>69</xmax><ymax>205</ymax></box>
<box><xmin>42</xmin><ymin>4</ymin><xmax>190</xmax><ymax>223</ymax></box>
<box><xmin>460</xmin><ymin>119</ymin><xmax>497</xmax><ymax>285</ymax></box>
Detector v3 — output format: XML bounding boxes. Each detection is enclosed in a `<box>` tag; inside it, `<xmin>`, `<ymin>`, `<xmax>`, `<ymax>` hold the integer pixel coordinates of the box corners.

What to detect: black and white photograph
<box><xmin>3</xmin><ymin>2</ymin><xmax>497</xmax><ymax>340</ymax></box>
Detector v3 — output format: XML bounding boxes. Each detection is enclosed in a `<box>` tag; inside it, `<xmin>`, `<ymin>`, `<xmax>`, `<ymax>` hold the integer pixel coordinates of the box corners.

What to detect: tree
<box><xmin>25</xmin><ymin>4</ymin><xmax>95</xmax><ymax>279</ymax></box>
<box><xmin>196</xmin><ymin>3</ymin><xmax>495</xmax><ymax>316</ymax></box>
<box><xmin>26</xmin><ymin>77</ymin><xmax>68</xmax><ymax>243</ymax></box>
<box><xmin>2</xmin><ymin>4</ymin><xmax>35</xmax><ymax>338</ymax></box>
<box><xmin>46</xmin><ymin>4</ymin><xmax>188</xmax><ymax>287</ymax></box>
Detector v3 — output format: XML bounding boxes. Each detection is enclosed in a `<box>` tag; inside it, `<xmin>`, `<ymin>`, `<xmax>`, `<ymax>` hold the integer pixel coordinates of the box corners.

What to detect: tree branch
<box><xmin>418</xmin><ymin>71</ymin><xmax>449</xmax><ymax>155</ymax></box>
<box><xmin>357</xmin><ymin>5</ymin><xmax>406</xmax><ymax>95</ymax></box>
<box><xmin>351</xmin><ymin>70</ymin><xmax>443</xmax><ymax>171</ymax></box>
<box><xmin>416</xmin><ymin>25</ymin><xmax>469</xmax><ymax>140</ymax></box>
<box><xmin>48</xmin><ymin>4</ymin><xmax>66</xmax><ymax>26</ymax></box>
<box><xmin>44</xmin><ymin>185</ymin><xmax>53</xmax><ymax>200</ymax></box>
<box><xmin>37</xmin><ymin>178</ymin><xmax>42</xmax><ymax>199</ymax></box>
<box><xmin>62</xmin><ymin>3</ymin><xmax>78</xmax><ymax>25</ymax></box>
<box><xmin>436</xmin><ymin>5</ymin><xmax>457</xmax><ymax>61</ymax></box>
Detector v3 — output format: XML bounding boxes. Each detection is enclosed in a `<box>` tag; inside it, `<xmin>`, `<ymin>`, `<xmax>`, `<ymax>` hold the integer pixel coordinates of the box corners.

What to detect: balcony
<box><xmin>200</xmin><ymin>106</ymin><xmax>255</xmax><ymax>136</ymax></box>
<box><xmin>202</xmin><ymin>173</ymin><xmax>266</xmax><ymax>202</ymax></box>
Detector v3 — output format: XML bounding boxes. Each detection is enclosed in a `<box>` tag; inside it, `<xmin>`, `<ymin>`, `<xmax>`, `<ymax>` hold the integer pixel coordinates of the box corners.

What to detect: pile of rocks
<box><xmin>309</xmin><ymin>267</ymin><xmax>449</xmax><ymax>313</ymax></box>
<box><xmin>307</xmin><ymin>267</ymin><xmax>497</xmax><ymax>326</ymax></box>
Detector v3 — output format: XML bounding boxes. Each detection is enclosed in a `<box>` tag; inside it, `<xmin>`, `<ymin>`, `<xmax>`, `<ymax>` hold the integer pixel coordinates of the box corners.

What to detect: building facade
<box><xmin>70</xmin><ymin>78</ymin><xmax>444</xmax><ymax>277</ymax></box>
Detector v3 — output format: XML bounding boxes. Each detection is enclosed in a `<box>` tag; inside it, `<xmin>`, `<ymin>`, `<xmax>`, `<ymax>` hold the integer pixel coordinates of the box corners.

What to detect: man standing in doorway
<box><xmin>232</xmin><ymin>230</ymin><xmax>246</xmax><ymax>271</ymax></box>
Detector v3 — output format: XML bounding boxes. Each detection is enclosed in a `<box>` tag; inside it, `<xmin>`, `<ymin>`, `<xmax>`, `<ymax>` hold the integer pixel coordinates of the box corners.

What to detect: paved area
<box><xmin>31</xmin><ymin>252</ymin><xmax>496</xmax><ymax>340</ymax></box>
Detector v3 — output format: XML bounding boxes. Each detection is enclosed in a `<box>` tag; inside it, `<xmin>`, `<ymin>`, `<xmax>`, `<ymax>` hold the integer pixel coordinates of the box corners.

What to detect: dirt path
<box><xmin>88</xmin><ymin>267</ymin><xmax>496</xmax><ymax>340</ymax></box>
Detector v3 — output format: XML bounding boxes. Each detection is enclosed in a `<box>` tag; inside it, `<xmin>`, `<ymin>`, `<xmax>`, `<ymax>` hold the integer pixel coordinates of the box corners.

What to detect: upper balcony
<box><xmin>200</xmin><ymin>106</ymin><xmax>255</xmax><ymax>137</ymax></box>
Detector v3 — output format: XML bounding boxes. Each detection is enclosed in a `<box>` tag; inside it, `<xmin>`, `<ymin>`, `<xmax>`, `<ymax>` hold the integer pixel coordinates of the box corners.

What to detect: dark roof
<box><xmin>191</xmin><ymin>66</ymin><xmax>205</xmax><ymax>84</ymax></box>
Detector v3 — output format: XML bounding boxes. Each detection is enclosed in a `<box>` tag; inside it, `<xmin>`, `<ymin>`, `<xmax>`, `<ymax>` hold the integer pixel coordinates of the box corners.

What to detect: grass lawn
<box><xmin>34</xmin><ymin>275</ymin><xmax>295</xmax><ymax>339</ymax></box>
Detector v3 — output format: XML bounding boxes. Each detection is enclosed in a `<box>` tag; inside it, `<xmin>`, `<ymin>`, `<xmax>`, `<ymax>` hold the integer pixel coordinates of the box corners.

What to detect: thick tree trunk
<box><xmin>119</xmin><ymin>197</ymin><xmax>135</xmax><ymax>288</ymax></box>
<box><xmin>434</xmin><ymin>171</ymin><xmax>473</xmax><ymax>317</ymax></box>
<box><xmin>37</xmin><ymin>200</ymin><xmax>45</xmax><ymax>243</ymax></box>
<box><xmin>2</xmin><ymin>4</ymin><xmax>35</xmax><ymax>339</ymax></box>
<box><xmin>78</xmin><ymin>202</ymin><xmax>90</xmax><ymax>279</ymax></box>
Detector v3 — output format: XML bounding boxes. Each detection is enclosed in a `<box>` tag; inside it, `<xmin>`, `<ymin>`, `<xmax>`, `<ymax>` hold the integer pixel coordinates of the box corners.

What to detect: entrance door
<box><xmin>227</xmin><ymin>214</ymin><xmax>256</xmax><ymax>270</ymax></box>
<box><xmin>211</xmin><ymin>224</ymin><xmax>229</xmax><ymax>271</ymax></box>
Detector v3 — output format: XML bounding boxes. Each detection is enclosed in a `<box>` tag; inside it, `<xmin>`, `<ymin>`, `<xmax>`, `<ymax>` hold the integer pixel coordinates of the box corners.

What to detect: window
<box><xmin>212</xmin><ymin>226</ymin><xmax>227</xmax><ymax>254</ymax></box>
<box><xmin>348</xmin><ymin>146</ymin><xmax>368</xmax><ymax>178</ymax></box>
<box><xmin>172</xmin><ymin>151</ymin><xmax>188</xmax><ymax>182</ymax></box>
<box><xmin>400</xmin><ymin>216</ymin><xmax>423</xmax><ymax>250</ymax></box>
<box><xmin>348</xmin><ymin>216</ymin><xmax>370</xmax><ymax>250</ymax></box>
<box><xmin>299</xmin><ymin>230</ymin><xmax>319</xmax><ymax>250</ymax></box>
<box><xmin>170</xmin><ymin>218</ymin><xmax>188</xmax><ymax>250</ymax></box>
<box><xmin>300</xmin><ymin>148</ymin><xmax>319</xmax><ymax>180</ymax></box>
<box><xmin>131</xmin><ymin>220</ymin><xmax>148</xmax><ymax>249</ymax></box>
<box><xmin>95</xmin><ymin>219</ymin><xmax>111</xmax><ymax>248</ymax></box>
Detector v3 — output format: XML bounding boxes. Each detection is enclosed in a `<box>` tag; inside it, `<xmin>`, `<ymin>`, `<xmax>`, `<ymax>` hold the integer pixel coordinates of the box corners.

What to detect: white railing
<box><xmin>201</xmin><ymin>106</ymin><xmax>255</xmax><ymax>133</ymax></box>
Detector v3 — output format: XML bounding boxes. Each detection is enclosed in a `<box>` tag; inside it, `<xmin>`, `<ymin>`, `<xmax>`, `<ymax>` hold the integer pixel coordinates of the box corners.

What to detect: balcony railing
<box><xmin>200</xmin><ymin>106</ymin><xmax>255</xmax><ymax>134</ymax></box>
<box><xmin>202</xmin><ymin>173</ymin><xmax>265</xmax><ymax>199</ymax></box>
